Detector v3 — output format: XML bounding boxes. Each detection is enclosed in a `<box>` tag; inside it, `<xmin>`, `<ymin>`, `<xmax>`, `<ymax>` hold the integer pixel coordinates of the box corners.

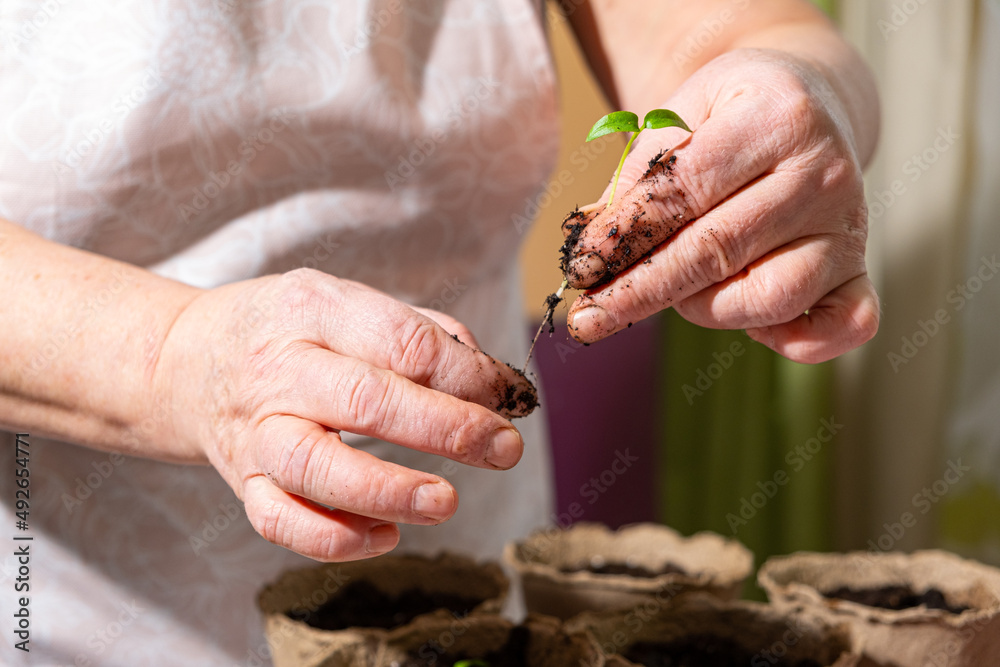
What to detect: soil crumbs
<box><xmin>624</xmin><ymin>636</ymin><xmax>823</xmax><ymax>667</ymax></box>
<box><xmin>287</xmin><ymin>580</ymin><xmax>484</xmax><ymax>631</ymax></box>
<box><xmin>559</xmin><ymin>219</ymin><xmax>587</xmax><ymax>275</ymax></box>
<box><xmin>495</xmin><ymin>363</ymin><xmax>539</xmax><ymax>414</ymax></box>
<box><xmin>823</xmin><ymin>585</ymin><xmax>969</xmax><ymax>614</ymax></box>
<box><xmin>538</xmin><ymin>289</ymin><xmax>565</xmax><ymax>335</ymax></box>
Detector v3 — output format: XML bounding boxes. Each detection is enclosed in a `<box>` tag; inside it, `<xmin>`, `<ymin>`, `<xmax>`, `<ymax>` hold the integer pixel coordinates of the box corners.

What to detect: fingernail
<box><xmin>486</xmin><ymin>427</ymin><xmax>523</xmax><ymax>469</ymax></box>
<box><xmin>571</xmin><ymin>305</ymin><xmax>613</xmax><ymax>338</ymax></box>
<box><xmin>568</xmin><ymin>252</ymin><xmax>607</xmax><ymax>283</ymax></box>
<box><xmin>366</xmin><ymin>523</ymin><xmax>399</xmax><ymax>554</ymax></box>
<box><xmin>413</xmin><ymin>482</ymin><xmax>455</xmax><ymax>521</ymax></box>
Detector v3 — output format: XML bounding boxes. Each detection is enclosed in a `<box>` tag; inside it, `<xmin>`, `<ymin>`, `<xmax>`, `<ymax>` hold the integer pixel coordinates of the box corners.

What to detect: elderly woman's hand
<box><xmin>151</xmin><ymin>269</ymin><xmax>535</xmax><ymax>561</ymax></box>
<box><xmin>563</xmin><ymin>49</ymin><xmax>879</xmax><ymax>363</ymax></box>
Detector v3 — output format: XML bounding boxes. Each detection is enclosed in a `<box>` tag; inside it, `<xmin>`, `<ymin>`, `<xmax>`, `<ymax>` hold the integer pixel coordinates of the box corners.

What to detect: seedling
<box><xmin>587</xmin><ymin>109</ymin><xmax>690</xmax><ymax>208</ymax></box>
<box><xmin>522</xmin><ymin>109</ymin><xmax>691</xmax><ymax>369</ymax></box>
<box><xmin>453</xmin><ymin>661</ymin><xmax>489</xmax><ymax>667</ymax></box>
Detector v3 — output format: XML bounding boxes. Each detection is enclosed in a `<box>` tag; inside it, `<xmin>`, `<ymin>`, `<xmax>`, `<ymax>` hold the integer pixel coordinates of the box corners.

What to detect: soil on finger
<box><xmin>448</xmin><ymin>337</ymin><xmax>539</xmax><ymax>418</ymax></box>
<box><xmin>560</xmin><ymin>208</ymin><xmax>589</xmax><ymax>275</ymax></box>
<box><xmin>493</xmin><ymin>361</ymin><xmax>539</xmax><ymax>417</ymax></box>
<box><xmin>565</xmin><ymin>153</ymin><xmax>693</xmax><ymax>289</ymax></box>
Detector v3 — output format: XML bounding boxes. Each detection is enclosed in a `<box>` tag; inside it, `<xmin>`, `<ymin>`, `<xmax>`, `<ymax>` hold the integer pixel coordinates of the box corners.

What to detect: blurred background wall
<box><xmin>519</xmin><ymin>0</ymin><xmax>1000</xmax><ymax>582</ymax></box>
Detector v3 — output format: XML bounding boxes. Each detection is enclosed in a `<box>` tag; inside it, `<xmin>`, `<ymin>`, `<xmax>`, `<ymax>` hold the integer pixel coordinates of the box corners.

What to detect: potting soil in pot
<box><xmin>821</xmin><ymin>585</ymin><xmax>969</xmax><ymax>614</ymax></box>
<box><xmin>757</xmin><ymin>550</ymin><xmax>1000</xmax><ymax>667</ymax></box>
<box><xmin>286</xmin><ymin>579</ymin><xmax>485</xmax><ymax>631</ymax></box>
<box><xmin>622</xmin><ymin>635</ymin><xmax>823</xmax><ymax>667</ymax></box>
<box><xmin>380</xmin><ymin>613</ymin><xmax>612</xmax><ymax>667</ymax></box>
<box><xmin>558</xmin><ymin>560</ymin><xmax>687</xmax><ymax>579</ymax></box>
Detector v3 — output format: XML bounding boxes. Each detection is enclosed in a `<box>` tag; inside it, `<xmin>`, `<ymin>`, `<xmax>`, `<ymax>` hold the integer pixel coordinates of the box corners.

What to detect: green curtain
<box><xmin>654</xmin><ymin>0</ymin><xmax>840</xmax><ymax>598</ymax></box>
<box><xmin>937</xmin><ymin>0</ymin><xmax>1000</xmax><ymax>565</ymax></box>
<box><xmin>656</xmin><ymin>311</ymin><xmax>836</xmax><ymax>597</ymax></box>
<box><xmin>812</xmin><ymin>0</ymin><xmax>837</xmax><ymax>17</ymax></box>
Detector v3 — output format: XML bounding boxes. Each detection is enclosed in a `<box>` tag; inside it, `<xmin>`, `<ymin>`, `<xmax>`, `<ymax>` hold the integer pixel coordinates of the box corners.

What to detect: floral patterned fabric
<box><xmin>0</xmin><ymin>0</ymin><xmax>558</xmax><ymax>664</ymax></box>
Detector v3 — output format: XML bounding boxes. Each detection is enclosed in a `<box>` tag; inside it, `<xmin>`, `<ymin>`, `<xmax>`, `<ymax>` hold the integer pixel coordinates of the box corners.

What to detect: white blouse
<box><xmin>0</xmin><ymin>0</ymin><xmax>558</xmax><ymax>663</ymax></box>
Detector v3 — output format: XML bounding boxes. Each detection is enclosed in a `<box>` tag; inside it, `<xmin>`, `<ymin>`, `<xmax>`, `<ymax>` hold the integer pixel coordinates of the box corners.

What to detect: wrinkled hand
<box><xmin>563</xmin><ymin>49</ymin><xmax>879</xmax><ymax>363</ymax></box>
<box><xmin>152</xmin><ymin>269</ymin><xmax>537</xmax><ymax>561</ymax></box>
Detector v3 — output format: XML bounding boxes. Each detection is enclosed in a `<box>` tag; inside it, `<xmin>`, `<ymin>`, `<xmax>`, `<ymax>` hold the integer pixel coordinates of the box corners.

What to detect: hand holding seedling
<box><xmin>560</xmin><ymin>49</ymin><xmax>880</xmax><ymax>363</ymax></box>
<box><xmin>524</xmin><ymin>109</ymin><xmax>690</xmax><ymax>368</ymax></box>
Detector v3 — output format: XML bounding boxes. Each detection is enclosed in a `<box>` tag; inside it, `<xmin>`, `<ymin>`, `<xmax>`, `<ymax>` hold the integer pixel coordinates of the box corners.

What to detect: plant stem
<box><xmin>607</xmin><ymin>128</ymin><xmax>642</xmax><ymax>209</ymax></box>
<box><xmin>523</xmin><ymin>279</ymin><xmax>568</xmax><ymax>370</ymax></box>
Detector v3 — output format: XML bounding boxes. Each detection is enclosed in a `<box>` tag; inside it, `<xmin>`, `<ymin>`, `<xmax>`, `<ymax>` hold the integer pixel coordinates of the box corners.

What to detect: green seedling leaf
<box><xmin>585</xmin><ymin>108</ymin><xmax>692</xmax><ymax>209</ymax></box>
<box><xmin>586</xmin><ymin>111</ymin><xmax>639</xmax><ymax>142</ymax></box>
<box><xmin>453</xmin><ymin>661</ymin><xmax>489</xmax><ymax>667</ymax></box>
<box><xmin>642</xmin><ymin>109</ymin><xmax>691</xmax><ymax>132</ymax></box>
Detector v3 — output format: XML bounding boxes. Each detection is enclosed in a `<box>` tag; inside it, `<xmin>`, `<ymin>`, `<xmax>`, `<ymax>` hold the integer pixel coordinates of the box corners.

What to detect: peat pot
<box><xmin>759</xmin><ymin>550</ymin><xmax>1000</xmax><ymax>667</ymax></box>
<box><xmin>374</xmin><ymin>612</ymin><xmax>624</xmax><ymax>667</ymax></box>
<box><xmin>503</xmin><ymin>522</ymin><xmax>753</xmax><ymax>620</ymax></box>
<box><xmin>257</xmin><ymin>553</ymin><xmax>508</xmax><ymax>667</ymax></box>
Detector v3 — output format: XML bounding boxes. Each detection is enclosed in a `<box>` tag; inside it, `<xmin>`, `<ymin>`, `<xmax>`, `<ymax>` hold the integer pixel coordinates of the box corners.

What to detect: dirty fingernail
<box><xmin>568</xmin><ymin>252</ymin><xmax>607</xmax><ymax>284</ymax></box>
<box><xmin>366</xmin><ymin>523</ymin><xmax>399</xmax><ymax>554</ymax></box>
<box><xmin>486</xmin><ymin>427</ymin><xmax>523</xmax><ymax>469</ymax></box>
<box><xmin>571</xmin><ymin>305</ymin><xmax>613</xmax><ymax>338</ymax></box>
<box><xmin>413</xmin><ymin>482</ymin><xmax>455</xmax><ymax>521</ymax></box>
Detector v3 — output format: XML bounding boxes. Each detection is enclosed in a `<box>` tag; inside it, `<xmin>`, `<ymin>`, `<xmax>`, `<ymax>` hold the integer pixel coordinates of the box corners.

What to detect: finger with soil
<box><xmin>283</xmin><ymin>350</ymin><xmax>530</xmax><ymax>469</ymax></box>
<box><xmin>563</xmin><ymin>101</ymin><xmax>788</xmax><ymax>290</ymax></box>
<box><xmin>303</xmin><ymin>277</ymin><xmax>538</xmax><ymax>418</ymax></box>
<box><xmin>488</xmin><ymin>357</ymin><xmax>540</xmax><ymax>418</ymax></box>
<box><xmin>564</xmin><ymin>152</ymin><xmax>699</xmax><ymax>289</ymax></box>
<box><xmin>559</xmin><ymin>202</ymin><xmax>602</xmax><ymax>239</ymax></box>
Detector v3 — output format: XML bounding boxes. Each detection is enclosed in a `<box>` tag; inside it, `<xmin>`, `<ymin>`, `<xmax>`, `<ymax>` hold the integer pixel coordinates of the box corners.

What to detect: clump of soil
<box><xmin>647</xmin><ymin>150</ymin><xmax>666</xmax><ymax>172</ymax></box>
<box><xmin>398</xmin><ymin>625</ymin><xmax>531</xmax><ymax>667</ymax></box>
<box><xmin>823</xmin><ymin>585</ymin><xmax>969</xmax><ymax>614</ymax></box>
<box><xmin>559</xmin><ymin>209</ymin><xmax>588</xmax><ymax>275</ymax></box>
<box><xmin>560</xmin><ymin>153</ymin><xmax>688</xmax><ymax>289</ymax></box>
<box><xmin>540</xmin><ymin>291</ymin><xmax>565</xmax><ymax>334</ymax></box>
<box><xmin>477</xmin><ymin>350</ymin><xmax>539</xmax><ymax>417</ymax></box>
<box><xmin>493</xmin><ymin>362</ymin><xmax>539</xmax><ymax>415</ymax></box>
<box><xmin>544</xmin><ymin>292</ymin><xmax>565</xmax><ymax>310</ymax></box>
<box><xmin>286</xmin><ymin>580</ymin><xmax>483</xmax><ymax>631</ymax></box>
<box><xmin>623</xmin><ymin>636</ymin><xmax>822</xmax><ymax>667</ymax></box>
<box><xmin>558</xmin><ymin>561</ymin><xmax>686</xmax><ymax>578</ymax></box>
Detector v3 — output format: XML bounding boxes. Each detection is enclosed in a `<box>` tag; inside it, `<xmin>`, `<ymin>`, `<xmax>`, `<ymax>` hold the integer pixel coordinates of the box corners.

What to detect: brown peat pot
<box><xmin>566</xmin><ymin>591</ymin><xmax>859</xmax><ymax>667</ymax></box>
<box><xmin>503</xmin><ymin>522</ymin><xmax>753</xmax><ymax>620</ymax></box>
<box><xmin>257</xmin><ymin>553</ymin><xmax>508</xmax><ymax>667</ymax></box>
<box><xmin>759</xmin><ymin>550</ymin><xmax>1000</xmax><ymax>667</ymax></box>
